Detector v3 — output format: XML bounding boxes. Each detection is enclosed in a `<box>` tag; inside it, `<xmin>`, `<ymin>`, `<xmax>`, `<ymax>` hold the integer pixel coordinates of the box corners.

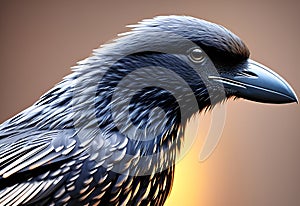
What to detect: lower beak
<box><xmin>209</xmin><ymin>59</ymin><xmax>298</xmax><ymax>104</ymax></box>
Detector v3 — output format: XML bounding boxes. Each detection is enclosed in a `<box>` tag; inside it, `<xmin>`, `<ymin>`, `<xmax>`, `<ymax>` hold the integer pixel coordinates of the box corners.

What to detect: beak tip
<box><xmin>294</xmin><ymin>95</ymin><xmax>298</xmax><ymax>104</ymax></box>
<box><xmin>286</xmin><ymin>87</ymin><xmax>298</xmax><ymax>104</ymax></box>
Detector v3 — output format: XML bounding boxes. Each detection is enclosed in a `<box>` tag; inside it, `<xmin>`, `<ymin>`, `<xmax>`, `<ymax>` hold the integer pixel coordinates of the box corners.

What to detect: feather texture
<box><xmin>0</xmin><ymin>15</ymin><xmax>254</xmax><ymax>205</ymax></box>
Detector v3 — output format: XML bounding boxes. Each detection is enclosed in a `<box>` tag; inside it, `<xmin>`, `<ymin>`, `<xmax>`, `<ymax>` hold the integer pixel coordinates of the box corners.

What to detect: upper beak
<box><xmin>209</xmin><ymin>59</ymin><xmax>298</xmax><ymax>104</ymax></box>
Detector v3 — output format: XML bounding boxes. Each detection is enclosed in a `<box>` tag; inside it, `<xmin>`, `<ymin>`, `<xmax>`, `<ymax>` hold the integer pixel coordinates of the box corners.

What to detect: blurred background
<box><xmin>0</xmin><ymin>0</ymin><xmax>299</xmax><ymax>205</ymax></box>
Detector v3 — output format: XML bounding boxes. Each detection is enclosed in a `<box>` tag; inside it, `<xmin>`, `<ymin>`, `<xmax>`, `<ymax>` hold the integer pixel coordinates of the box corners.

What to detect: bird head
<box><xmin>92</xmin><ymin>16</ymin><xmax>297</xmax><ymax>118</ymax></box>
<box><xmin>128</xmin><ymin>16</ymin><xmax>298</xmax><ymax>105</ymax></box>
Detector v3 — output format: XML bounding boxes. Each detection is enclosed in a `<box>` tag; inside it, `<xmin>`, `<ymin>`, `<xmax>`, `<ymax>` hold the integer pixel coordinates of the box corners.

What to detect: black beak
<box><xmin>209</xmin><ymin>59</ymin><xmax>298</xmax><ymax>104</ymax></box>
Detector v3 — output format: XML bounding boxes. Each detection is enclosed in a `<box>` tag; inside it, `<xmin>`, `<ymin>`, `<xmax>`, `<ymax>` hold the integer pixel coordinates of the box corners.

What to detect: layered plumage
<box><xmin>0</xmin><ymin>16</ymin><xmax>297</xmax><ymax>206</ymax></box>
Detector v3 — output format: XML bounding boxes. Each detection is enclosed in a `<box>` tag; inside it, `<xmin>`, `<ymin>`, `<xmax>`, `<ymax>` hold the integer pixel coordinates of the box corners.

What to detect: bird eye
<box><xmin>189</xmin><ymin>48</ymin><xmax>205</xmax><ymax>63</ymax></box>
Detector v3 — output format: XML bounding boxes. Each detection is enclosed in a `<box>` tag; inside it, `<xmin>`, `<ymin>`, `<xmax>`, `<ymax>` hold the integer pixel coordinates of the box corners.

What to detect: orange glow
<box><xmin>165</xmin><ymin>114</ymin><xmax>213</xmax><ymax>206</ymax></box>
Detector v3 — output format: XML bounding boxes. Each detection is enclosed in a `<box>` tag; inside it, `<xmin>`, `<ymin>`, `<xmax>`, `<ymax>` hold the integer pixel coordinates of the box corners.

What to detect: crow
<box><xmin>0</xmin><ymin>15</ymin><xmax>297</xmax><ymax>206</ymax></box>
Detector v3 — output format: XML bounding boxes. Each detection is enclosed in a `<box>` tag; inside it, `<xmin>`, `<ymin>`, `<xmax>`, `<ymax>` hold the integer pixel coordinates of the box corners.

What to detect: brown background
<box><xmin>0</xmin><ymin>0</ymin><xmax>299</xmax><ymax>205</ymax></box>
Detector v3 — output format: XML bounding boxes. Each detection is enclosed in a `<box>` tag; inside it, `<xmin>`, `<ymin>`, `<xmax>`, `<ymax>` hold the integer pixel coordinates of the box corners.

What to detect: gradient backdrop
<box><xmin>0</xmin><ymin>1</ymin><xmax>299</xmax><ymax>205</ymax></box>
